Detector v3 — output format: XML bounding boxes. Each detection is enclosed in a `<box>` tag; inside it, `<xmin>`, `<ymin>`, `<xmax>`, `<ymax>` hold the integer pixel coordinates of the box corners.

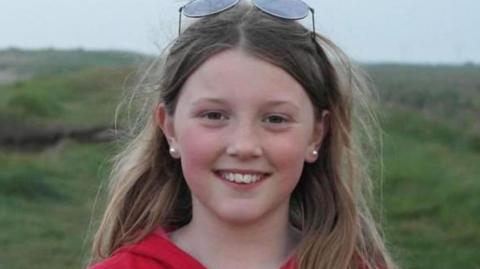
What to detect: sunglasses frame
<box><xmin>177</xmin><ymin>0</ymin><xmax>316</xmax><ymax>37</ymax></box>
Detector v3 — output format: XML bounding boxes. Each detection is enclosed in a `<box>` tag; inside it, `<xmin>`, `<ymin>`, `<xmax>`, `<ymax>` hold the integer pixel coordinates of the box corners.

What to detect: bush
<box><xmin>6</xmin><ymin>94</ymin><xmax>63</xmax><ymax>117</ymax></box>
<box><xmin>0</xmin><ymin>168</ymin><xmax>62</xmax><ymax>200</ymax></box>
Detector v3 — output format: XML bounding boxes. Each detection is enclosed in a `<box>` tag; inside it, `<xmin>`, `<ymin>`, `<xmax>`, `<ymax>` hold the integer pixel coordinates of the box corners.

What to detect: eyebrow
<box><xmin>191</xmin><ymin>98</ymin><xmax>227</xmax><ymax>106</ymax></box>
<box><xmin>264</xmin><ymin>100</ymin><xmax>300</xmax><ymax>111</ymax></box>
<box><xmin>191</xmin><ymin>98</ymin><xmax>300</xmax><ymax>111</ymax></box>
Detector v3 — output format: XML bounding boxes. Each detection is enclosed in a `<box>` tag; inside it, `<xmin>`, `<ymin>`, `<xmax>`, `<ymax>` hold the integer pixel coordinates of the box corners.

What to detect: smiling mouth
<box><xmin>214</xmin><ymin>170</ymin><xmax>270</xmax><ymax>184</ymax></box>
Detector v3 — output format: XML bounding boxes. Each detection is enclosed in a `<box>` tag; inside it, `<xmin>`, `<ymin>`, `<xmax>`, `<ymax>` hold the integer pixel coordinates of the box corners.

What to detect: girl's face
<box><xmin>157</xmin><ymin>49</ymin><xmax>328</xmax><ymax>226</ymax></box>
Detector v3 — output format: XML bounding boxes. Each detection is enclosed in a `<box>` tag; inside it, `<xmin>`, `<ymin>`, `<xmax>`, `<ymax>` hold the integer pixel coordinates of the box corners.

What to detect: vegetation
<box><xmin>380</xmin><ymin>107</ymin><xmax>480</xmax><ymax>269</ymax></box>
<box><xmin>0</xmin><ymin>49</ymin><xmax>478</xmax><ymax>269</ymax></box>
<box><xmin>0</xmin><ymin>48</ymin><xmax>144</xmax><ymax>79</ymax></box>
<box><xmin>366</xmin><ymin>64</ymin><xmax>480</xmax><ymax>136</ymax></box>
<box><xmin>0</xmin><ymin>66</ymin><xmax>135</xmax><ymax>126</ymax></box>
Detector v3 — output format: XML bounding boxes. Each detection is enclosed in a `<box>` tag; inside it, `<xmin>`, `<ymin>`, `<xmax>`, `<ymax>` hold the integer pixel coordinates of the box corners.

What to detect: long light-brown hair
<box><xmin>91</xmin><ymin>4</ymin><xmax>398</xmax><ymax>269</ymax></box>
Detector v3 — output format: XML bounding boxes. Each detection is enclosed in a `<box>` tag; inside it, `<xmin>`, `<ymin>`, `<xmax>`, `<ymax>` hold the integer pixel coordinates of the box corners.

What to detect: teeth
<box><xmin>220</xmin><ymin>172</ymin><xmax>263</xmax><ymax>184</ymax></box>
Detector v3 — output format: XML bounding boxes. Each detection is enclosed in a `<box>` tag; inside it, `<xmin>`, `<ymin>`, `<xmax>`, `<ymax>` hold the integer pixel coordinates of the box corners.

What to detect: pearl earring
<box><xmin>312</xmin><ymin>150</ymin><xmax>318</xmax><ymax>156</ymax></box>
<box><xmin>169</xmin><ymin>147</ymin><xmax>180</xmax><ymax>159</ymax></box>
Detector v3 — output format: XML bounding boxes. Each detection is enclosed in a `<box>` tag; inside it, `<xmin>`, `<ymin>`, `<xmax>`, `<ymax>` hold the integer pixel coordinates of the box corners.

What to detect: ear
<box><xmin>155</xmin><ymin>103</ymin><xmax>177</xmax><ymax>148</ymax></box>
<box><xmin>305</xmin><ymin>110</ymin><xmax>330</xmax><ymax>163</ymax></box>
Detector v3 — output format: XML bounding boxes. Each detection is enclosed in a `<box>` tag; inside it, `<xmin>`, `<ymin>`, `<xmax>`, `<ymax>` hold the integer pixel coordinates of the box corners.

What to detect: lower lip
<box><xmin>215</xmin><ymin>173</ymin><xmax>269</xmax><ymax>190</ymax></box>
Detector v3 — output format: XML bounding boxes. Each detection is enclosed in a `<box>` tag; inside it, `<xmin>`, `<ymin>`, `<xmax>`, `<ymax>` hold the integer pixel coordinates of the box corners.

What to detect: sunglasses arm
<box><xmin>178</xmin><ymin>7</ymin><xmax>184</xmax><ymax>36</ymax></box>
<box><xmin>310</xmin><ymin>7</ymin><xmax>316</xmax><ymax>39</ymax></box>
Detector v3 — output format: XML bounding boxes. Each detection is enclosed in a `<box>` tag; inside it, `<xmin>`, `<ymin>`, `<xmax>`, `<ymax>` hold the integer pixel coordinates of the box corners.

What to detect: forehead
<box><xmin>179</xmin><ymin>49</ymin><xmax>311</xmax><ymax>106</ymax></box>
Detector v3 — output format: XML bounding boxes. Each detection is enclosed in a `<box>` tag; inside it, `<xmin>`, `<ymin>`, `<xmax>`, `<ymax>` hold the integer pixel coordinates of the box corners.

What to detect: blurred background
<box><xmin>0</xmin><ymin>0</ymin><xmax>479</xmax><ymax>269</ymax></box>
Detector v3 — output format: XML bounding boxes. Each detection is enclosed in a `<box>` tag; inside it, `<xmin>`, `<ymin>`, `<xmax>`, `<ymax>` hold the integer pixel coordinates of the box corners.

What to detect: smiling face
<box><xmin>156</xmin><ymin>49</ymin><xmax>328</xmax><ymax>226</ymax></box>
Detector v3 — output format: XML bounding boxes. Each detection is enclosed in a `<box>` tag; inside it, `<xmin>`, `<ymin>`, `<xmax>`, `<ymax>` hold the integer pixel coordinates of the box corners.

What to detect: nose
<box><xmin>226</xmin><ymin>123</ymin><xmax>263</xmax><ymax>160</ymax></box>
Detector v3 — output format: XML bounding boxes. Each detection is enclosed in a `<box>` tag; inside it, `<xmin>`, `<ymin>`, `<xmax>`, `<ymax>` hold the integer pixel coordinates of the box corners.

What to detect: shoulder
<box><xmin>88</xmin><ymin>227</ymin><xmax>206</xmax><ymax>269</ymax></box>
<box><xmin>88</xmin><ymin>229</ymin><xmax>171</xmax><ymax>269</ymax></box>
<box><xmin>88</xmin><ymin>250</ymin><xmax>167</xmax><ymax>269</ymax></box>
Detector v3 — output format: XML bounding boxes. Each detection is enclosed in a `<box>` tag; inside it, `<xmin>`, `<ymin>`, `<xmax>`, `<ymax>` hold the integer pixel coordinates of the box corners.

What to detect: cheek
<box><xmin>265</xmin><ymin>131</ymin><xmax>310</xmax><ymax>176</ymax></box>
<box><xmin>273</xmin><ymin>142</ymin><xmax>305</xmax><ymax>165</ymax></box>
<box><xmin>177</xmin><ymin>125</ymin><xmax>223</xmax><ymax>177</ymax></box>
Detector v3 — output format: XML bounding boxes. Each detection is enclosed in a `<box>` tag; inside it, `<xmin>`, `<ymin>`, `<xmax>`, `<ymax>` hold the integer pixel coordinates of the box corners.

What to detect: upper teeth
<box><xmin>220</xmin><ymin>172</ymin><xmax>263</xmax><ymax>184</ymax></box>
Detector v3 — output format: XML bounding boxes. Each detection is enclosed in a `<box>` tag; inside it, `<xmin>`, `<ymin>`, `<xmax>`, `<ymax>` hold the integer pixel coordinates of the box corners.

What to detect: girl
<box><xmin>89</xmin><ymin>1</ymin><xmax>398</xmax><ymax>269</ymax></box>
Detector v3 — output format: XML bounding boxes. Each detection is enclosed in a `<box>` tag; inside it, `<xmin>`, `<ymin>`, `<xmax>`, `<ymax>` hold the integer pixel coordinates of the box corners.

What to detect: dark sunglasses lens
<box><xmin>183</xmin><ymin>0</ymin><xmax>240</xmax><ymax>17</ymax></box>
<box><xmin>254</xmin><ymin>0</ymin><xmax>309</xmax><ymax>19</ymax></box>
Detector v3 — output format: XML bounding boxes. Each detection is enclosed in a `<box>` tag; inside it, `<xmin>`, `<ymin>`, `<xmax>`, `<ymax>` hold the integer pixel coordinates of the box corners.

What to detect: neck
<box><xmin>169</xmin><ymin>201</ymin><xmax>301</xmax><ymax>269</ymax></box>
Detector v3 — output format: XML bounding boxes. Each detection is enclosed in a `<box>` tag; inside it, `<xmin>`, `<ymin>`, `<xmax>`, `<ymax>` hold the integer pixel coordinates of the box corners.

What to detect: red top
<box><xmin>89</xmin><ymin>228</ymin><xmax>297</xmax><ymax>269</ymax></box>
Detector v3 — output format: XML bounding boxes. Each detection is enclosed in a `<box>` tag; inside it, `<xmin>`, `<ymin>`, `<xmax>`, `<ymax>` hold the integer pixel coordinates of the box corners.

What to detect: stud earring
<box><xmin>306</xmin><ymin>149</ymin><xmax>319</xmax><ymax>163</ymax></box>
<box><xmin>169</xmin><ymin>147</ymin><xmax>180</xmax><ymax>159</ymax></box>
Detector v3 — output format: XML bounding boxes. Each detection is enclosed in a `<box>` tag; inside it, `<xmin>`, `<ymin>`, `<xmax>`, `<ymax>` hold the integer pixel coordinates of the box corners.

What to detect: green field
<box><xmin>0</xmin><ymin>49</ymin><xmax>479</xmax><ymax>269</ymax></box>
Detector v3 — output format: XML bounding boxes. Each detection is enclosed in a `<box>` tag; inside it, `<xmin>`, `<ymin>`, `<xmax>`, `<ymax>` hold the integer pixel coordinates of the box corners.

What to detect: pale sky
<box><xmin>0</xmin><ymin>0</ymin><xmax>478</xmax><ymax>64</ymax></box>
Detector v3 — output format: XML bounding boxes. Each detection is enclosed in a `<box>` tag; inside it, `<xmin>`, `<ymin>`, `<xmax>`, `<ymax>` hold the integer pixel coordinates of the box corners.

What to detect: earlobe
<box><xmin>305</xmin><ymin>149</ymin><xmax>319</xmax><ymax>163</ymax></box>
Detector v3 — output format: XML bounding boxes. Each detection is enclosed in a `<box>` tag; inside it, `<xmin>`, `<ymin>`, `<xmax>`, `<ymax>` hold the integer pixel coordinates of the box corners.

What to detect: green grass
<box><xmin>0</xmin><ymin>66</ymin><xmax>135</xmax><ymax>126</ymax></box>
<box><xmin>381</xmin><ymin>107</ymin><xmax>480</xmax><ymax>269</ymax></box>
<box><xmin>0</xmin><ymin>48</ymin><xmax>144</xmax><ymax>78</ymax></box>
<box><xmin>366</xmin><ymin>64</ymin><xmax>480</xmax><ymax>136</ymax></box>
<box><xmin>0</xmin><ymin>142</ymin><xmax>113</xmax><ymax>269</ymax></box>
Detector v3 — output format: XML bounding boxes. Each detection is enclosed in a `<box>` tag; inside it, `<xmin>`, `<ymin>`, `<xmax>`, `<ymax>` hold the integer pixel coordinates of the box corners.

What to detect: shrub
<box><xmin>6</xmin><ymin>94</ymin><xmax>62</xmax><ymax>117</ymax></box>
<box><xmin>0</xmin><ymin>168</ymin><xmax>62</xmax><ymax>200</ymax></box>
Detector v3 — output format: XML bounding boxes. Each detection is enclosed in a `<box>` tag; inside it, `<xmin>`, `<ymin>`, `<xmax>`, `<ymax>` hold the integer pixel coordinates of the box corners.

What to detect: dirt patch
<box><xmin>0</xmin><ymin>122</ymin><xmax>119</xmax><ymax>151</ymax></box>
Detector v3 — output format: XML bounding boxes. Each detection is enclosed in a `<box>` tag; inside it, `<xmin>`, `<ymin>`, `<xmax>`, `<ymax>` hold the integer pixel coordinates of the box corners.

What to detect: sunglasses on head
<box><xmin>178</xmin><ymin>0</ymin><xmax>316</xmax><ymax>36</ymax></box>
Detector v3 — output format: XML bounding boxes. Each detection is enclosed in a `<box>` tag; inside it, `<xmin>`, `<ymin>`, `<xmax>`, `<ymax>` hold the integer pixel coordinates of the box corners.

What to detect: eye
<box><xmin>201</xmin><ymin>111</ymin><xmax>228</xmax><ymax>121</ymax></box>
<box><xmin>264</xmin><ymin>114</ymin><xmax>289</xmax><ymax>124</ymax></box>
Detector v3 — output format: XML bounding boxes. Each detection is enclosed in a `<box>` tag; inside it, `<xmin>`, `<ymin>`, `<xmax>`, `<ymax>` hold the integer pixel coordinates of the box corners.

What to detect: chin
<box><xmin>218</xmin><ymin>215</ymin><xmax>264</xmax><ymax>227</ymax></box>
<box><xmin>214</xmin><ymin>204</ymin><xmax>270</xmax><ymax>226</ymax></box>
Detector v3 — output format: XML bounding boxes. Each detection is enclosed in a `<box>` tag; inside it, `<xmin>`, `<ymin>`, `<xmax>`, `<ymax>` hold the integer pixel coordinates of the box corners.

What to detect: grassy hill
<box><xmin>0</xmin><ymin>48</ymin><xmax>144</xmax><ymax>84</ymax></box>
<box><xmin>367</xmin><ymin>64</ymin><xmax>480</xmax><ymax>136</ymax></box>
<box><xmin>0</xmin><ymin>49</ymin><xmax>144</xmax><ymax>146</ymax></box>
<box><xmin>380</xmin><ymin>107</ymin><xmax>480</xmax><ymax>268</ymax></box>
<box><xmin>0</xmin><ymin>66</ymin><xmax>135</xmax><ymax>126</ymax></box>
<box><xmin>0</xmin><ymin>50</ymin><xmax>479</xmax><ymax>269</ymax></box>
<box><xmin>367</xmin><ymin>64</ymin><xmax>480</xmax><ymax>268</ymax></box>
